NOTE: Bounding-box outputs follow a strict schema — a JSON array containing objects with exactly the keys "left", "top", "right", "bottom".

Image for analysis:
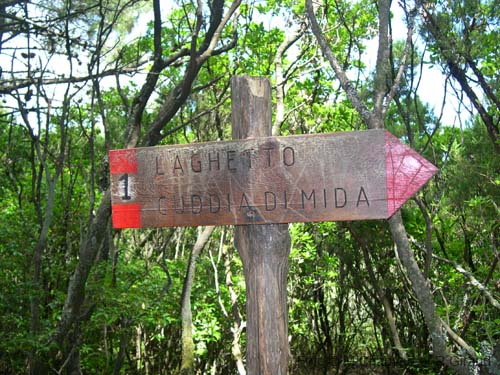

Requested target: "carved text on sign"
[{"left": 109, "top": 129, "right": 438, "bottom": 228}]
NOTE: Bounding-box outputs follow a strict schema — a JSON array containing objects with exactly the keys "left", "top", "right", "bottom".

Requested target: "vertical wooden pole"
[{"left": 231, "top": 75, "right": 291, "bottom": 375}]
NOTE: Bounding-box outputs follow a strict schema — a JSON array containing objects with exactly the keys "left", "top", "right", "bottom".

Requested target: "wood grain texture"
[
  {"left": 109, "top": 129, "right": 438, "bottom": 228},
  {"left": 109, "top": 130, "right": 394, "bottom": 228},
  {"left": 231, "top": 75, "right": 291, "bottom": 375}
]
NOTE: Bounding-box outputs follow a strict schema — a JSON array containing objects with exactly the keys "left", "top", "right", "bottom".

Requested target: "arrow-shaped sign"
[{"left": 109, "top": 129, "right": 438, "bottom": 228}]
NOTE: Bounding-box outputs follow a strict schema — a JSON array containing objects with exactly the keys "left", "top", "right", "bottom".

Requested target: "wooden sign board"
[{"left": 109, "top": 129, "right": 438, "bottom": 228}]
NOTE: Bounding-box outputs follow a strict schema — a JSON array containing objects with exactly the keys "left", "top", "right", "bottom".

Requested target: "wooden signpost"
[
  {"left": 109, "top": 76, "right": 437, "bottom": 375},
  {"left": 109, "top": 128, "right": 437, "bottom": 229}
]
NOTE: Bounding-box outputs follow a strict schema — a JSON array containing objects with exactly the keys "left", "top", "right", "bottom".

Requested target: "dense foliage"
[{"left": 0, "top": 0, "right": 498, "bottom": 374}]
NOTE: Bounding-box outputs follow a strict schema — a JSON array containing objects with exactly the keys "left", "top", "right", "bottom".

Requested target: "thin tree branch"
[
  {"left": 433, "top": 254, "right": 500, "bottom": 310},
  {"left": 439, "top": 318, "right": 478, "bottom": 360},
  {"left": 305, "top": 0, "right": 372, "bottom": 126},
  {"left": 383, "top": 6, "right": 417, "bottom": 115},
  {"left": 0, "top": 65, "right": 146, "bottom": 95},
  {"left": 274, "top": 24, "right": 305, "bottom": 135},
  {"left": 142, "top": 0, "right": 241, "bottom": 147}
]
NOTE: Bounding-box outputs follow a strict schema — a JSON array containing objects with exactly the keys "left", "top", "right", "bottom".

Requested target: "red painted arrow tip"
[{"left": 385, "top": 131, "right": 438, "bottom": 217}]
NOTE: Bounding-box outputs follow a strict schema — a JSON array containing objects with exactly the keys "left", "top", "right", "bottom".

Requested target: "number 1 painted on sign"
[{"left": 119, "top": 174, "right": 131, "bottom": 201}]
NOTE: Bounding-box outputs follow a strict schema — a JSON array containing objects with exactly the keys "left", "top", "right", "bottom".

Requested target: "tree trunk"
[
  {"left": 418, "top": 3, "right": 500, "bottom": 154},
  {"left": 180, "top": 226, "right": 215, "bottom": 375},
  {"left": 221, "top": 237, "right": 246, "bottom": 375},
  {"left": 112, "top": 318, "right": 131, "bottom": 375},
  {"left": 29, "top": 178, "right": 57, "bottom": 375},
  {"left": 52, "top": 1, "right": 241, "bottom": 369},
  {"left": 389, "top": 212, "right": 469, "bottom": 375},
  {"left": 273, "top": 28, "right": 303, "bottom": 136},
  {"left": 357, "top": 235, "right": 407, "bottom": 361},
  {"left": 306, "top": 1, "right": 473, "bottom": 373}
]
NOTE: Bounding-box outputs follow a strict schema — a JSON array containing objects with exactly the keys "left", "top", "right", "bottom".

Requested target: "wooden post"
[{"left": 231, "top": 75, "right": 291, "bottom": 374}]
